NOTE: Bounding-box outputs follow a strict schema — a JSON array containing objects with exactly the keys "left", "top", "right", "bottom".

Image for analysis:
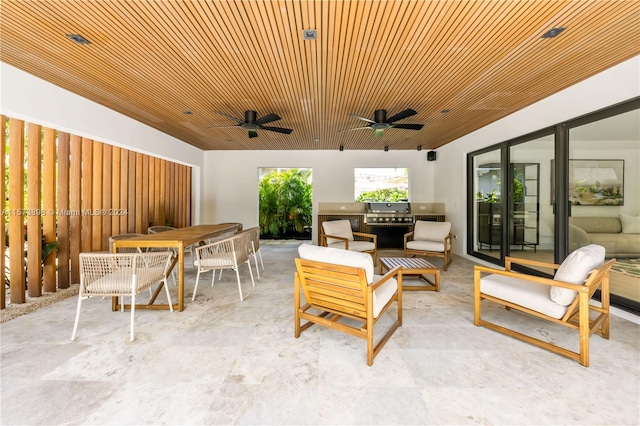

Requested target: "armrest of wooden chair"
[
  {"left": 321, "top": 233, "right": 349, "bottom": 248},
  {"left": 473, "top": 252, "right": 615, "bottom": 367},
  {"left": 353, "top": 231, "right": 377, "bottom": 243}
]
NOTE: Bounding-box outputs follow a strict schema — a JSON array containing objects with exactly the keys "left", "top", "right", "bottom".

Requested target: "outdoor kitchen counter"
[{"left": 318, "top": 210, "right": 446, "bottom": 249}]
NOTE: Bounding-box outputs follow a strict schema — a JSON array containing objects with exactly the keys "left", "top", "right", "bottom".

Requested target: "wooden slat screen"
[{"left": 2, "top": 116, "right": 192, "bottom": 308}]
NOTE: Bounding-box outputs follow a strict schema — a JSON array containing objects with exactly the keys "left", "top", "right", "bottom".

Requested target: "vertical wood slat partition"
[{"left": 2, "top": 116, "right": 192, "bottom": 308}]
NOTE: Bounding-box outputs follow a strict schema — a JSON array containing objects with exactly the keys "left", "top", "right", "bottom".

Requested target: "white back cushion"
[
  {"left": 414, "top": 221, "right": 451, "bottom": 242},
  {"left": 550, "top": 244, "right": 605, "bottom": 306},
  {"left": 322, "top": 220, "right": 354, "bottom": 245},
  {"left": 298, "top": 243, "right": 373, "bottom": 283}
]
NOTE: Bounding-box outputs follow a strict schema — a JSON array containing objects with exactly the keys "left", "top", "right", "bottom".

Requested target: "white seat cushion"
[
  {"left": 481, "top": 273, "right": 568, "bottom": 319},
  {"left": 328, "top": 240, "right": 375, "bottom": 252},
  {"left": 194, "top": 254, "right": 234, "bottom": 268},
  {"left": 299, "top": 244, "right": 374, "bottom": 283},
  {"left": 371, "top": 274, "right": 398, "bottom": 318},
  {"left": 136, "top": 267, "right": 167, "bottom": 287},
  {"left": 406, "top": 240, "right": 445, "bottom": 252},
  {"left": 550, "top": 244, "right": 605, "bottom": 306},
  {"left": 322, "top": 220, "right": 354, "bottom": 245},
  {"left": 414, "top": 221, "right": 451, "bottom": 242}
]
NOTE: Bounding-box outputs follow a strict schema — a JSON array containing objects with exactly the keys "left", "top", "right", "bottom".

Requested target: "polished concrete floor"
[{"left": 1, "top": 241, "right": 639, "bottom": 425}]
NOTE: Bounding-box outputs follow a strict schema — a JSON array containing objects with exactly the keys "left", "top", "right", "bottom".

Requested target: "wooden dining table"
[{"left": 110, "top": 224, "right": 239, "bottom": 311}]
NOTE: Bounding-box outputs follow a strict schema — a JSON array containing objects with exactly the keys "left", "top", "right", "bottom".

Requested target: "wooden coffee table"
[{"left": 379, "top": 257, "right": 440, "bottom": 291}]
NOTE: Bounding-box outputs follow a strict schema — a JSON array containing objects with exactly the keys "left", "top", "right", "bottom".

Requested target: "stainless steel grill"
[{"left": 365, "top": 202, "right": 414, "bottom": 225}]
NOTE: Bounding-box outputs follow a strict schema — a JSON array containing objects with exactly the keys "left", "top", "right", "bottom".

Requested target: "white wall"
[
  {"left": 203, "top": 150, "right": 436, "bottom": 242},
  {"left": 434, "top": 55, "right": 640, "bottom": 256},
  {"left": 0, "top": 62, "right": 205, "bottom": 223}
]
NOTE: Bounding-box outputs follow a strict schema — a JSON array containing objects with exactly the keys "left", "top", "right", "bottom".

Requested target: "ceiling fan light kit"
[{"left": 342, "top": 108, "right": 424, "bottom": 138}]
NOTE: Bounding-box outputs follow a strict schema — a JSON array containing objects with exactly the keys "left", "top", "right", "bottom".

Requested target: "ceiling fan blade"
[
  {"left": 348, "top": 114, "right": 376, "bottom": 124},
  {"left": 213, "top": 111, "right": 245, "bottom": 124},
  {"left": 391, "top": 123, "right": 424, "bottom": 130},
  {"left": 208, "top": 125, "right": 242, "bottom": 129},
  {"left": 248, "top": 129, "right": 259, "bottom": 138},
  {"left": 374, "top": 128, "right": 385, "bottom": 138},
  {"left": 385, "top": 108, "right": 417, "bottom": 123},
  {"left": 254, "top": 113, "right": 281, "bottom": 125},
  {"left": 260, "top": 126, "right": 293, "bottom": 134},
  {"left": 340, "top": 126, "right": 372, "bottom": 132}
]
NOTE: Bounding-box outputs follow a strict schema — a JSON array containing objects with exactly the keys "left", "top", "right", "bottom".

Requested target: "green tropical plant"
[
  {"left": 356, "top": 187, "right": 408, "bottom": 202},
  {"left": 258, "top": 168, "right": 312, "bottom": 238}
]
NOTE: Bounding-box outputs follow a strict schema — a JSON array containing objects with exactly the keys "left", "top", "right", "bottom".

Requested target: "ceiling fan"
[
  {"left": 210, "top": 110, "right": 293, "bottom": 138},
  {"left": 342, "top": 109, "right": 424, "bottom": 137}
]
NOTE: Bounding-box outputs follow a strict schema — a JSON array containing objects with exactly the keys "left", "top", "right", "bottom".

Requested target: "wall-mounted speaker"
[{"left": 427, "top": 151, "right": 437, "bottom": 161}]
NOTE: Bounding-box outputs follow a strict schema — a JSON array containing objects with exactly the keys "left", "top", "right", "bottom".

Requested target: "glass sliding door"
[
  {"left": 471, "top": 148, "right": 503, "bottom": 261},
  {"left": 467, "top": 98, "right": 639, "bottom": 313},
  {"left": 509, "top": 135, "right": 555, "bottom": 274},
  {"left": 568, "top": 107, "right": 640, "bottom": 311}
]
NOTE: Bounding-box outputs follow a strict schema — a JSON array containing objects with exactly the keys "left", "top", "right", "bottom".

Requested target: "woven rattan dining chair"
[
  {"left": 109, "top": 233, "right": 158, "bottom": 295},
  {"left": 109, "top": 233, "right": 147, "bottom": 253},
  {"left": 192, "top": 232, "right": 255, "bottom": 302},
  {"left": 147, "top": 225, "right": 196, "bottom": 267},
  {"left": 71, "top": 251, "right": 174, "bottom": 342},
  {"left": 239, "top": 226, "right": 264, "bottom": 280}
]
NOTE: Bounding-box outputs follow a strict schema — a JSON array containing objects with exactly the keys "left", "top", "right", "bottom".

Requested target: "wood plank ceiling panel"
[{"left": 1, "top": 0, "right": 638, "bottom": 151}]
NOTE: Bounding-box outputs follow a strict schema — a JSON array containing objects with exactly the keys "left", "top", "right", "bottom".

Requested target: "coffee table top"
[{"left": 380, "top": 257, "right": 438, "bottom": 272}]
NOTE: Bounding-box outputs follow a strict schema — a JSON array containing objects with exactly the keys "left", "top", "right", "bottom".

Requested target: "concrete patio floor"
[{"left": 1, "top": 241, "right": 639, "bottom": 425}]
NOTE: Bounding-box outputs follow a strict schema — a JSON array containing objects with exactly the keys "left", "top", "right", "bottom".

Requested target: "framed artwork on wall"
[{"left": 551, "top": 159, "right": 625, "bottom": 206}]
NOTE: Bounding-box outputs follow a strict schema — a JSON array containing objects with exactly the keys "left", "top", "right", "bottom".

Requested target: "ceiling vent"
[
  {"left": 302, "top": 29, "right": 317, "bottom": 40},
  {"left": 65, "top": 34, "right": 91, "bottom": 45},
  {"left": 541, "top": 27, "right": 566, "bottom": 39}
]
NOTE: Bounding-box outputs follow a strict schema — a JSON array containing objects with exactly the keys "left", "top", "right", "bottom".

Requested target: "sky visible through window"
[{"left": 354, "top": 168, "right": 409, "bottom": 201}]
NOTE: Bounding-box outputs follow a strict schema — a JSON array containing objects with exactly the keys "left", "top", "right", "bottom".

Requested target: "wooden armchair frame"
[
  {"left": 404, "top": 223, "right": 453, "bottom": 271},
  {"left": 294, "top": 258, "right": 402, "bottom": 366},
  {"left": 473, "top": 256, "right": 615, "bottom": 367},
  {"left": 319, "top": 221, "right": 378, "bottom": 265}
]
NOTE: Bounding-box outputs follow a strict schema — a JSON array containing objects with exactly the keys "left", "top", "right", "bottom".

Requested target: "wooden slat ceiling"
[{"left": 1, "top": 0, "right": 638, "bottom": 151}]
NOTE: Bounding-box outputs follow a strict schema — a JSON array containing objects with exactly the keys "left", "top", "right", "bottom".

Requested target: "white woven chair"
[
  {"left": 71, "top": 251, "right": 174, "bottom": 342},
  {"left": 242, "top": 226, "right": 264, "bottom": 280},
  {"left": 109, "top": 233, "right": 159, "bottom": 295},
  {"left": 147, "top": 225, "right": 195, "bottom": 267},
  {"left": 109, "top": 233, "right": 147, "bottom": 253},
  {"left": 192, "top": 232, "right": 255, "bottom": 302}
]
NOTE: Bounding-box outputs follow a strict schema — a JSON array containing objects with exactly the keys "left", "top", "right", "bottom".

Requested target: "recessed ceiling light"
[
  {"left": 541, "top": 27, "right": 566, "bottom": 39},
  {"left": 183, "top": 111, "right": 193, "bottom": 115},
  {"left": 302, "top": 29, "right": 318, "bottom": 40},
  {"left": 441, "top": 109, "right": 451, "bottom": 114},
  {"left": 65, "top": 34, "right": 91, "bottom": 45}
]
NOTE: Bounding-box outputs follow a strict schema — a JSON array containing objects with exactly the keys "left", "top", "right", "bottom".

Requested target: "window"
[{"left": 354, "top": 168, "right": 409, "bottom": 202}]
